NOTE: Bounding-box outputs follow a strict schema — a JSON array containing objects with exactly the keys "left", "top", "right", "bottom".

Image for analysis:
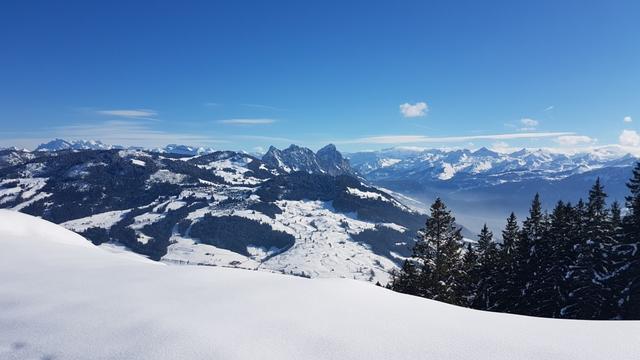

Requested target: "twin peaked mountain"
[{"left": 263, "top": 144, "right": 355, "bottom": 176}]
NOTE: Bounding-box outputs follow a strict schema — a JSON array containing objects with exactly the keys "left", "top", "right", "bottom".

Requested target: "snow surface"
[
  {"left": 346, "top": 187, "right": 389, "bottom": 202},
  {"left": 148, "top": 169, "right": 188, "bottom": 184},
  {"left": 1, "top": 209, "right": 639, "bottom": 360},
  {"left": 165, "top": 199, "right": 397, "bottom": 283},
  {"left": 61, "top": 209, "right": 131, "bottom": 232},
  {"left": 131, "top": 158, "right": 146, "bottom": 167},
  {"left": 0, "top": 178, "right": 49, "bottom": 208},
  {"left": 195, "top": 157, "right": 263, "bottom": 185}
]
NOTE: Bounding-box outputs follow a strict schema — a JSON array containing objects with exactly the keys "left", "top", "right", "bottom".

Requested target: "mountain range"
[
  {"left": 2, "top": 139, "right": 638, "bottom": 282},
  {"left": 347, "top": 146, "right": 638, "bottom": 231},
  {"left": 35, "top": 138, "right": 218, "bottom": 155},
  {"left": 0, "top": 143, "right": 423, "bottom": 283}
]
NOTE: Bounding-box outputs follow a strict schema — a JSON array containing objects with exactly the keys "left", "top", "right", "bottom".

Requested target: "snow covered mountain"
[
  {"left": 262, "top": 144, "right": 356, "bottom": 176},
  {"left": 36, "top": 138, "right": 118, "bottom": 151},
  {"left": 152, "top": 143, "right": 217, "bottom": 156},
  {"left": 2, "top": 209, "right": 638, "bottom": 360},
  {"left": 35, "top": 138, "right": 218, "bottom": 156},
  {"left": 348, "top": 146, "right": 639, "bottom": 231},
  {"left": 349, "top": 146, "right": 636, "bottom": 185},
  {"left": 0, "top": 146, "right": 422, "bottom": 283},
  {"left": 0, "top": 148, "right": 37, "bottom": 169}
]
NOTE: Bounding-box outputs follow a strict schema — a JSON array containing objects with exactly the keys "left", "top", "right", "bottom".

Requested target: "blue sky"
[{"left": 1, "top": 0, "right": 639, "bottom": 153}]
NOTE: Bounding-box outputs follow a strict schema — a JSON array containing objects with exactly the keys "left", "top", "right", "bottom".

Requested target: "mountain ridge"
[{"left": 0, "top": 146, "right": 421, "bottom": 283}]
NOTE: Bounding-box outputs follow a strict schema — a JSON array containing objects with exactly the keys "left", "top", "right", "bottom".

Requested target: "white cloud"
[
  {"left": 624, "top": 116, "right": 633, "bottom": 123},
  {"left": 554, "top": 135, "right": 595, "bottom": 146},
  {"left": 38, "top": 120, "right": 225, "bottom": 149},
  {"left": 490, "top": 141, "right": 518, "bottom": 153},
  {"left": 399, "top": 102, "right": 428, "bottom": 118},
  {"left": 543, "top": 106, "right": 554, "bottom": 112},
  {"left": 338, "top": 131, "right": 574, "bottom": 145},
  {"left": 619, "top": 130, "right": 640, "bottom": 147},
  {"left": 217, "top": 118, "right": 277, "bottom": 125},
  {"left": 520, "top": 118, "right": 539, "bottom": 131},
  {"left": 96, "top": 109, "right": 158, "bottom": 119}
]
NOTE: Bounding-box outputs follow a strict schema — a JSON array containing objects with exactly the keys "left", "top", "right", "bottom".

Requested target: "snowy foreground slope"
[{"left": 1, "top": 210, "right": 639, "bottom": 360}]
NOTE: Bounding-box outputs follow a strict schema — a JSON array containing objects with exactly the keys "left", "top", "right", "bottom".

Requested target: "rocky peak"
[
  {"left": 35, "top": 139, "right": 73, "bottom": 152},
  {"left": 316, "top": 144, "right": 354, "bottom": 176},
  {"left": 262, "top": 143, "right": 354, "bottom": 176},
  {"left": 473, "top": 147, "right": 500, "bottom": 158}
]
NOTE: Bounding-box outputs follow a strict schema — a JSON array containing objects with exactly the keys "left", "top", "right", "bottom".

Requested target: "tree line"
[{"left": 388, "top": 162, "right": 640, "bottom": 319}]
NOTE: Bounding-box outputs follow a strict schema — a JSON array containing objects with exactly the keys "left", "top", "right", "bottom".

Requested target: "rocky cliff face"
[{"left": 263, "top": 144, "right": 355, "bottom": 176}]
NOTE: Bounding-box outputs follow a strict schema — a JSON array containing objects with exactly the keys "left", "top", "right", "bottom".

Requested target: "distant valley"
[{"left": 347, "top": 146, "right": 637, "bottom": 232}]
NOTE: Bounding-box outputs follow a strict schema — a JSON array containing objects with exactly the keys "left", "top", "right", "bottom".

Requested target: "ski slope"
[{"left": 0, "top": 209, "right": 638, "bottom": 360}]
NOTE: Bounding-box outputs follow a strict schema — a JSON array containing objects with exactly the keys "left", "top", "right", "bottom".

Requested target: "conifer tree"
[
  {"left": 605, "top": 201, "right": 628, "bottom": 318},
  {"left": 412, "top": 198, "right": 465, "bottom": 304},
  {"left": 389, "top": 260, "right": 420, "bottom": 296},
  {"left": 610, "top": 201, "right": 624, "bottom": 245},
  {"left": 620, "top": 162, "right": 640, "bottom": 318},
  {"left": 514, "top": 193, "right": 548, "bottom": 315},
  {"left": 625, "top": 162, "right": 640, "bottom": 236},
  {"left": 535, "top": 201, "right": 573, "bottom": 317},
  {"left": 472, "top": 224, "right": 499, "bottom": 310},
  {"left": 565, "top": 178, "right": 613, "bottom": 319},
  {"left": 460, "top": 243, "right": 479, "bottom": 306},
  {"left": 493, "top": 213, "right": 520, "bottom": 313}
]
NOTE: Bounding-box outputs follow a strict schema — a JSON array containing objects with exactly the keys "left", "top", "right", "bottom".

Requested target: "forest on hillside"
[{"left": 388, "top": 163, "right": 640, "bottom": 320}]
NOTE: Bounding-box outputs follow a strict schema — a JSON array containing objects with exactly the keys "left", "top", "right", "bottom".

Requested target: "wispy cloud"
[
  {"left": 337, "top": 131, "right": 574, "bottom": 145},
  {"left": 241, "top": 103, "right": 286, "bottom": 111},
  {"left": 490, "top": 141, "right": 519, "bottom": 153},
  {"left": 554, "top": 135, "right": 595, "bottom": 146},
  {"left": 624, "top": 116, "right": 633, "bottom": 123},
  {"left": 543, "top": 105, "right": 554, "bottom": 112},
  {"left": 519, "top": 118, "right": 539, "bottom": 131},
  {"left": 61, "top": 121, "right": 227, "bottom": 146},
  {"left": 0, "top": 120, "right": 227, "bottom": 149},
  {"left": 217, "top": 118, "right": 277, "bottom": 125},
  {"left": 400, "top": 102, "right": 428, "bottom": 118},
  {"left": 96, "top": 109, "right": 158, "bottom": 120}
]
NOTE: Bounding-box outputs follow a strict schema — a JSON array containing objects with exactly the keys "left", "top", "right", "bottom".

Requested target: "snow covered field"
[
  {"left": 162, "top": 199, "right": 401, "bottom": 283},
  {"left": 1, "top": 209, "right": 639, "bottom": 360}
]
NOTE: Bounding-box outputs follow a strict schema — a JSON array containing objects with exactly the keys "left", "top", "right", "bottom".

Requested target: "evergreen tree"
[
  {"left": 389, "top": 260, "right": 420, "bottom": 296},
  {"left": 625, "top": 162, "right": 640, "bottom": 236},
  {"left": 610, "top": 201, "right": 624, "bottom": 245},
  {"left": 620, "top": 162, "right": 640, "bottom": 318},
  {"left": 412, "top": 198, "right": 465, "bottom": 304},
  {"left": 514, "top": 193, "right": 548, "bottom": 315},
  {"left": 471, "top": 224, "right": 500, "bottom": 310},
  {"left": 460, "top": 243, "right": 479, "bottom": 306},
  {"left": 535, "top": 201, "right": 573, "bottom": 317},
  {"left": 605, "top": 201, "right": 628, "bottom": 318},
  {"left": 565, "top": 178, "right": 613, "bottom": 319},
  {"left": 493, "top": 212, "right": 520, "bottom": 313}
]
